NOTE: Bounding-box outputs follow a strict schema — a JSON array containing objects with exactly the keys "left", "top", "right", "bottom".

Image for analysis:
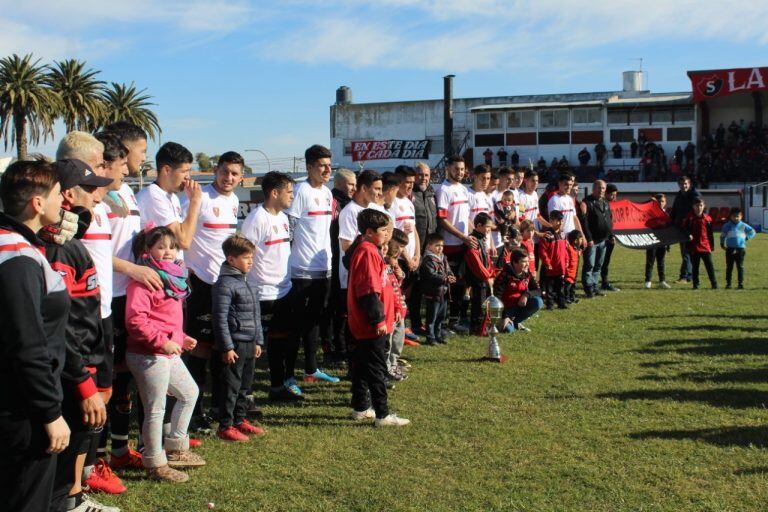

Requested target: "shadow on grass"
[
  {"left": 630, "top": 425, "right": 768, "bottom": 448},
  {"left": 639, "top": 367, "right": 768, "bottom": 384},
  {"left": 598, "top": 388, "right": 768, "bottom": 409},
  {"left": 632, "top": 314, "right": 768, "bottom": 321},
  {"left": 646, "top": 325, "right": 765, "bottom": 333},
  {"left": 637, "top": 337, "right": 768, "bottom": 356},
  {"left": 639, "top": 360, "right": 684, "bottom": 368},
  {"left": 733, "top": 467, "right": 768, "bottom": 476}
]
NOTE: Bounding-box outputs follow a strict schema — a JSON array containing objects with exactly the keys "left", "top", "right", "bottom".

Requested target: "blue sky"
[{"left": 2, "top": 0, "right": 767, "bottom": 171}]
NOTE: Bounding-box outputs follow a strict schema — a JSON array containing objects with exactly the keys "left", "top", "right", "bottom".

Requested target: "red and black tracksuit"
[
  {"left": 683, "top": 212, "right": 718, "bottom": 288},
  {"left": 464, "top": 230, "right": 496, "bottom": 332},
  {"left": 538, "top": 228, "right": 569, "bottom": 308}
]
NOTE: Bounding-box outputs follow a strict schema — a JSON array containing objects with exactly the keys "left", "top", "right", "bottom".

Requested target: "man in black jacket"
[
  {"left": 578, "top": 180, "right": 612, "bottom": 298},
  {"left": 670, "top": 175, "right": 701, "bottom": 283},
  {"left": 409, "top": 162, "right": 438, "bottom": 333}
]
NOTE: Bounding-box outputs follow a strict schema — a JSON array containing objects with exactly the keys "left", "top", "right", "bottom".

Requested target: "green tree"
[
  {"left": 0, "top": 54, "right": 60, "bottom": 160},
  {"left": 45, "top": 59, "right": 104, "bottom": 132},
  {"left": 100, "top": 82, "right": 161, "bottom": 141},
  {"left": 196, "top": 152, "right": 212, "bottom": 171}
]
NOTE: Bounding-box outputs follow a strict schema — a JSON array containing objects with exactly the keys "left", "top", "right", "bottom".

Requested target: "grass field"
[{"left": 102, "top": 236, "right": 768, "bottom": 512}]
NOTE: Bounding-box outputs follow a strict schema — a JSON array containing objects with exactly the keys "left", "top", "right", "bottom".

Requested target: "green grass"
[{"left": 103, "top": 237, "right": 768, "bottom": 512}]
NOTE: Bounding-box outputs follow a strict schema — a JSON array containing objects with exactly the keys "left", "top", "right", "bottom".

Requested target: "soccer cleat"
[
  {"left": 236, "top": 419, "right": 266, "bottom": 437},
  {"left": 284, "top": 377, "right": 304, "bottom": 395},
  {"left": 350, "top": 407, "right": 376, "bottom": 421},
  {"left": 70, "top": 494, "right": 121, "bottom": 512},
  {"left": 109, "top": 448, "right": 143, "bottom": 470},
  {"left": 189, "top": 438, "right": 202, "bottom": 449},
  {"left": 403, "top": 338, "right": 421, "bottom": 347},
  {"left": 217, "top": 426, "right": 250, "bottom": 442},
  {"left": 84, "top": 459, "right": 127, "bottom": 495},
  {"left": 375, "top": 414, "right": 411, "bottom": 427},
  {"left": 303, "top": 369, "right": 340, "bottom": 383},
  {"left": 659, "top": 281, "right": 671, "bottom": 289},
  {"left": 644, "top": 281, "right": 652, "bottom": 289},
  {"left": 269, "top": 386, "right": 305, "bottom": 401}
]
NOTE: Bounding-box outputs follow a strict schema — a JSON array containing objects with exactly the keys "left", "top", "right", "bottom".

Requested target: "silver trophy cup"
[{"left": 482, "top": 295, "right": 505, "bottom": 362}]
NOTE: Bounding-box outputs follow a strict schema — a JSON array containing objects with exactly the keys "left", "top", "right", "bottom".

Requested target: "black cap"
[{"left": 55, "top": 159, "right": 113, "bottom": 191}]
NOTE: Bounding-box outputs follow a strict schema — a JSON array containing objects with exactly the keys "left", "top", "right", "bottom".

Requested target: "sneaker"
[
  {"left": 236, "top": 419, "right": 266, "bottom": 437},
  {"left": 397, "top": 358, "right": 412, "bottom": 369},
  {"left": 71, "top": 494, "right": 121, "bottom": 512},
  {"left": 284, "top": 378, "right": 304, "bottom": 396},
  {"left": 659, "top": 281, "right": 671, "bottom": 289},
  {"left": 516, "top": 323, "right": 531, "bottom": 333},
  {"left": 189, "top": 438, "right": 202, "bottom": 449},
  {"left": 109, "top": 448, "right": 143, "bottom": 470},
  {"left": 269, "top": 386, "right": 305, "bottom": 401},
  {"left": 602, "top": 284, "right": 621, "bottom": 292},
  {"left": 167, "top": 450, "right": 206, "bottom": 468},
  {"left": 147, "top": 464, "right": 189, "bottom": 483},
  {"left": 394, "top": 367, "right": 408, "bottom": 381},
  {"left": 644, "top": 281, "right": 652, "bottom": 289},
  {"left": 218, "top": 426, "right": 250, "bottom": 442},
  {"left": 448, "top": 322, "right": 470, "bottom": 335},
  {"left": 84, "top": 459, "right": 127, "bottom": 494},
  {"left": 303, "top": 369, "right": 340, "bottom": 383},
  {"left": 375, "top": 414, "right": 411, "bottom": 427},
  {"left": 188, "top": 415, "right": 213, "bottom": 435},
  {"left": 503, "top": 321, "right": 515, "bottom": 333},
  {"left": 350, "top": 407, "right": 376, "bottom": 422},
  {"left": 403, "top": 338, "right": 421, "bottom": 347},
  {"left": 593, "top": 289, "right": 605, "bottom": 296}
]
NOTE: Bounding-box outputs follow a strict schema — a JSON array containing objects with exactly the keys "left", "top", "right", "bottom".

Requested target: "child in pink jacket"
[{"left": 125, "top": 225, "right": 204, "bottom": 483}]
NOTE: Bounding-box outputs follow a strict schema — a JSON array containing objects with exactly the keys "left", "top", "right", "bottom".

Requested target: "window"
[
  {"left": 630, "top": 110, "right": 649, "bottom": 124},
  {"left": 608, "top": 110, "right": 628, "bottom": 125},
  {"left": 507, "top": 110, "right": 536, "bottom": 129},
  {"left": 667, "top": 127, "right": 692, "bottom": 141},
  {"left": 674, "top": 108, "right": 694, "bottom": 123},
  {"left": 610, "top": 129, "right": 634, "bottom": 143},
  {"left": 476, "top": 112, "right": 503, "bottom": 130},
  {"left": 652, "top": 110, "right": 672, "bottom": 124},
  {"left": 573, "top": 108, "right": 601, "bottom": 125},
  {"left": 343, "top": 140, "right": 352, "bottom": 156},
  {"left": 540, "top": 109, "right": 569, "bottom": 128}
]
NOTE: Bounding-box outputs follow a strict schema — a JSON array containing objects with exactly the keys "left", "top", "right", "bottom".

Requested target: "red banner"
[
  {"left": 610, "top": 199, "right": 688, "bottom": 249},
  {"left": 688, "top": 67, "right": 768, "bottom": 103}
]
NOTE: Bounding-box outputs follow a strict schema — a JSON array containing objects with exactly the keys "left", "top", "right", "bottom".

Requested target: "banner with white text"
[{"left": 610, "top": 199, "right": 689, "bottom": 249}]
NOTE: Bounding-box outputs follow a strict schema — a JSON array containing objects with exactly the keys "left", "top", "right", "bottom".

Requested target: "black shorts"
[
  {"left": 186, "top": 273, "right": 214, "bottom": 343},
  {"left": 260, "top": 290, "right": 294, "bottom": 337},
  {"left": 111, "top": 296, "right": 127, "bottom": 366}
]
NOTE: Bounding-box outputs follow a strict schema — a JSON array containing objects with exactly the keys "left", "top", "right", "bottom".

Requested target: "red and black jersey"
[{"left": 45, "top": 238, "right": 108, "bottom": 400}]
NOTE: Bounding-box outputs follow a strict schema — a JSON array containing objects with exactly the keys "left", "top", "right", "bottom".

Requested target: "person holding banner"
[
  {"left": 670, "top": 176, "right": 701, "bottom": 284},
  {"left": 644, "top": 194, "right": 671, "bottom": 289}
]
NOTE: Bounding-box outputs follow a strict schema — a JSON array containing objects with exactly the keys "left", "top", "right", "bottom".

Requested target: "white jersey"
[
  {"left": 136, "top": 183, "right": 184, "bottom": 258},
  {"left": 489, "top": 188, "right": 508, "bottom": 248},
  {"left": 285, "top": 181, "right": 333, "bottom": 277},
  {"left": 436, "top": 180, "right": 470, "bottom": 246},
  {"left": 467, "top": 186, "right": 493, "bottom": 226},
  {"left": 519, "top": 190, "right": 541, "bottom": 230},
  {"left": 389, "top": 196, "right": 417, "bottom": 259},
  {"left": 547, "top": 193, "right": 578, "bottom": 237},
  {"left": 82, "top": 202, "right": 113, "bottom": 318},
  {"left": 337, "top": 200, "right": 368, "bottom": 289},
  {"left": 241, "top": 205, "right": 292, "bottom": 301},
  {"left": 181, "top": 184, "right": 238, "bottom": 285},
  {"left": 106, "top": 183, "right": 141, "bottom": 298}
]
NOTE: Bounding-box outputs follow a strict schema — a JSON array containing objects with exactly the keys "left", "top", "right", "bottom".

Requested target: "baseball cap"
[{"left": 55, "top": 159, "right": 113, "bottom": 191}]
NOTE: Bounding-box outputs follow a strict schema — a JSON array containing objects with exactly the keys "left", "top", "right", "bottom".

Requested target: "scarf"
[{"left": 138, "top": 254, "right": 190, "bottom": 300}]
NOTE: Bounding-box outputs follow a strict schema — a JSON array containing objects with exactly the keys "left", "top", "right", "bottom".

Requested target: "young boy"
[
  {"left": 565, "top": 230, "right": 584, "bottom": 304},
  {"left": 493, "top": 249, "right": 543, "bottom": 333},
  {"left": 212, "top": 235, "right": 265, "bottom": 442},
  {"left": 644, "top": 193, "right": 671, "bottom": 289},
  {"left": 384, "top": 229, "right": 409, "bottom": 382},
  {"left": 538, "top": 210, "right": 569, "bottom": 309},
  {"left": 345, "top": 209, "right": 410, "bottom": 427},
  {"left": 496, "top": 226, "right": 521, "bottom": 268},
  {"left": 720, "top": 207, "right": 756, "bottom": 289},
  {"left": 419, "top": 233, "right": 455, "bottom": 346},
  {"left": 464, "top": 212, "right": 497, "bottom": 334},
  {"left": 519, "top": 220, "right": 537, "bottom": 278},
  {"left": 683, "top": 198, "right": 718, "bottom": 289}
]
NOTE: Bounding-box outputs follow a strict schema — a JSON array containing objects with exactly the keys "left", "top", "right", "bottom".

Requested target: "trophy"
[{"left": 482, "top": 295, "right": 506, "bottom": 363}]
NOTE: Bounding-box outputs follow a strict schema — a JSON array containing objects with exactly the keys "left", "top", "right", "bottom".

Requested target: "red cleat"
[
  {"left": 189, "top": 438, "right": 202, "bottom": 449},
  {"left": 109, "top": 448, "right": 143, "bottom": 470},
  {"left": 217, "top": 426, "right": 249, "bottom": 442},
  {"left": 403, "top": 339, "right": 421, "bottom": 347},
  {"left": 84, "top": 459, "right": 127, "bottom": 494},
  {"left": 236, "top": 419, "right": 266, "bottom": 437}
]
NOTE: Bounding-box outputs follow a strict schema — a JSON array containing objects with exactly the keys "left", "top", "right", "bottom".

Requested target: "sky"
[{"left": 1, "top": 0, "right": 767, "bottom": 171}]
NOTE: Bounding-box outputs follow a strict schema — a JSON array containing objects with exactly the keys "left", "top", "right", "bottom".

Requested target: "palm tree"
[
  {"left": 45, "top": 59, "right": 104, "bottom": 132},
  {"left": 100, "top": 82, "right": 161, "bottom": 141},
  {"left": 0, "top": 54, "right": 60, "bottom": 160}
]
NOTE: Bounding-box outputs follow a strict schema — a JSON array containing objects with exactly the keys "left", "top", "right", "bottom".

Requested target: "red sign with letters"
[{"left": 688, "top": 67, "right": 768, "bottom": 103}]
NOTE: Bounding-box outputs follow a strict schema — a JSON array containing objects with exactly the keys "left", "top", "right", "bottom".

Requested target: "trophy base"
[{"left": 481, "top": 355, "right": 508, "bottom": 364}]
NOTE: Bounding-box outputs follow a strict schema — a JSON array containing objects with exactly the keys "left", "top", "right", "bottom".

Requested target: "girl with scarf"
[{"left": 125, "top": 225, "right": 205, "bottom": 483}]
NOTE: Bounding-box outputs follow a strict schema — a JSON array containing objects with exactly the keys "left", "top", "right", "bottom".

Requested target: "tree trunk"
[{"left": 14, "top": 109, "right": 26, "bottom": 161}]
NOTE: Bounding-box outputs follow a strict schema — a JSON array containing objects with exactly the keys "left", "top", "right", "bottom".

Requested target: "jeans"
[
  {"left": 350, "top": 335, "right": 390, "bottom": 419},
  {"left": 290, "top": 278, "right": 330, "bottom": 375},
  {"left": 725, "top": 248, "right": 745, "bottom": 286},
  {"left": 214, "top": 342, "right": 255, "bottom": 428},
  {"left": 424, "top": 297, "right": 447, "bottom": 341},
  {"left": 645, "top": 247, "right": 667, "bottom": 282},
  {"left": 503, "top": 296, "right": 543, "bottom": 327},
  {"left": 601, "top": 241, "right": 615, "bottom": 286},
  {"left": 678, "top": 242, "right": 692, "bottom": 280},
  {"left": 581, "top": 241, "right": 607, "bottom": 292},
  {"left": 691, "top": 252, "right": 717, "bottom": 288},
  {"left": 387, "top": 320, "right": 405, "bottom": 371},
  {"left": 127, "top": 353, "right": 199, "bottom": 468}
]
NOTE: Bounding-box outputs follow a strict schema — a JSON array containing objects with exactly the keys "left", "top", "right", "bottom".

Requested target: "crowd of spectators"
[{"left": 696, "top": 120, "right": 768, "bottom": 184}]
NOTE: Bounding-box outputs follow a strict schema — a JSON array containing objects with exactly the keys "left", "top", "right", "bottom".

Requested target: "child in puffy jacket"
[
  {"left": 538, "top": 210, "right": 569, "bottom": 309},
  {"left": 493, "top": 249, "right": 542, "bottom": 333},
  {"left": 719, "top": 207, "right": 756, "bottom": 289},
  {"left": 419, "top": 233, "right": 455, "bottom": 345},
  {"left": 565, "top": 230, "right": 584, "bottom": 304},
  {"left": 683, "top": 198, "right": 717, "bottom": 289},
  {"left": 212, "top": 235, "right": 265, "bottom": 442}
]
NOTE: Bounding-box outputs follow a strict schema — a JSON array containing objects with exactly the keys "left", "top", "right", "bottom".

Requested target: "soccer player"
[{"left": 547, "top": 172, "right": 582, "bottom": 238}]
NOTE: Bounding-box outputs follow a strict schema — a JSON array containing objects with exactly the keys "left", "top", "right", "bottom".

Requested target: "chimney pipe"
[{"left": 443, "top": 75, "right": 455, "bottom": 158}]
